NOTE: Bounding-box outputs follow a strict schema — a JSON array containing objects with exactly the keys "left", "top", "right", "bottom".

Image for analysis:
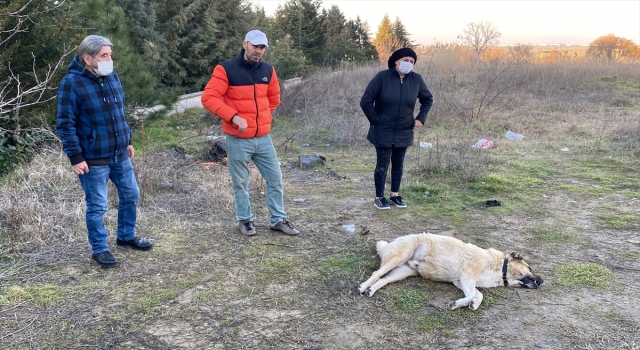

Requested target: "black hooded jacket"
[{"left": 360, "top": 68, "right": 433, "bottom": 147}]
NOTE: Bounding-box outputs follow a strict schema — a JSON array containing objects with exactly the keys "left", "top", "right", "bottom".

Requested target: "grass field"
[{"left": 2, "top": 52, "right": 640, "bottom": 349}]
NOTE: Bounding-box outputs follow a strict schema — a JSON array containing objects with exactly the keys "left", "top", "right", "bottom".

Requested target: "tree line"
[
  {"left": 0, "top": 0, "right": 400, "bottom": 174},
  {"left": 2, "top": 0, "right": 639, "bottom": 175}
]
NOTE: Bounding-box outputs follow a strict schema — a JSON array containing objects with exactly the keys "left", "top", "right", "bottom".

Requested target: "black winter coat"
[{"left": 360, "top": 68, "right": 433, "bottom": 148}]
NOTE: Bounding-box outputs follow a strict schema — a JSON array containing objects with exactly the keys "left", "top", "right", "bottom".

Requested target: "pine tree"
[
  {"left": 346, "top": 17, "right": 378, "bottom": 61},
  {"left": 155, "top": 0, "right": 255, "bottom": 92},
  {"left": 392, "top": 16, "right": 412, "bottom": 47},
  {"left": 373, "top": 14, "right": 400, "bottom": 65},
  {"left": 273, "top": 0, "right": 327, "bottom": 67},
  {"left": 268, "top": 34, "right": 307, "bottom": 80},
  {"left": 78, "top": 0, "right": 164, "bottom": 105},
  {"left": 114, "top": 0, "right": 174, "bottom": 102}
]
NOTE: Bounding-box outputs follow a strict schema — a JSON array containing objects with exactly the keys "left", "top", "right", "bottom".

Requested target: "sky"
[{"left": 248, "top": 0, "right": 640, "bottom": 46}]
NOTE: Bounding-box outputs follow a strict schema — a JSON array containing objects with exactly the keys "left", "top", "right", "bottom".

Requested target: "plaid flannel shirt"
[{"left": 56, "top": 55, "right": 130, "bottom": 165}]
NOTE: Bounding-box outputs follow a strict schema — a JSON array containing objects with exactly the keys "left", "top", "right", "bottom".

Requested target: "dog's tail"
[{"left": 376, "top": 240, "right": 389, "bottom": 253}]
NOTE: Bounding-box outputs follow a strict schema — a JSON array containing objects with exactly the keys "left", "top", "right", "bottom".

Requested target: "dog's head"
[{"left": 507, "top": 253, "right": 543, "bottom": 289}]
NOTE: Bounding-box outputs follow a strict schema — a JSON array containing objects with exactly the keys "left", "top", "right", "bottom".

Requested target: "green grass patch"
[
  {"left": 480, "top": 288, "right": 511, "bottom": 307},
  {"left": 597, "top": 213, "right": 640, "bottom": 229},
  {"left": 132, "top": 127, "right": 183, "bottom": 150},
  {"left": 257, "top": 256, "right": 304, "bottom": 284},
  {"left": 620, "top": 250, "right": 640, "bottom": 260},
  {"left": 418, "top": 314, "right": 448, "bottom": 332},
  {"left": 530, "top": 227, "right": 579, "bottom": 245},
  {"left": 417, "top": 310, "right": 479, "bottom": 333},
  {"left": 127, "top": 274, "right": 205, "bottom": 314},
  {"left": 131, "top": 108, "right": 214, "bottom": 152},
  {"left": 554, "top": 263, "right": 614, "bottom": 288},
  {"left": 0, "top": 284, "right": 63, "bottom": 308},
  {"left": 507, "top": 160, "right": 558, "bottom": 179},
  {"left": 392, "top": 290, "right": 432, "bottom": 313},
  {"left": 313, "top": 255, "right": 371, "bottom": 279}
]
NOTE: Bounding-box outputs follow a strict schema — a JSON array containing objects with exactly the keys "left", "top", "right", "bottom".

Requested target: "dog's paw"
[
  {"left": 358, "top": 284, "right": 367, "bottom": 294},
  {"left": 447, "top": 301, "right": 458, "bottom": 310},
  {"left": 468, "top": 300, "right": 481, "bottom": 311}
]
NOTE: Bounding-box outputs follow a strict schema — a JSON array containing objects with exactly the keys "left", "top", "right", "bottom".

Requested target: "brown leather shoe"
[
  {"left": 270, "top": 220, "right": 299, "bottom": 236},
  {"left": 239, "top": 220, "right": 256, "bottom": 236}
]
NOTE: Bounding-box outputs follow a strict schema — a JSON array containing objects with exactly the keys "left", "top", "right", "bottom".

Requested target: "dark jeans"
[{"left": 374, "top": 145, "right": 408, "bottom": 198}]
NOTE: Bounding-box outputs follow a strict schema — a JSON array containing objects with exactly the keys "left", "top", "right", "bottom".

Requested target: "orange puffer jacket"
[{"left": 201, "top": 50, "right": 280, "bottom": 139}]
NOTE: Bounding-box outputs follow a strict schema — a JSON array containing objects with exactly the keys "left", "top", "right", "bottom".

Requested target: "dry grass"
[{"left": 1, "top": 47, "right": 640, "bottom": 349}]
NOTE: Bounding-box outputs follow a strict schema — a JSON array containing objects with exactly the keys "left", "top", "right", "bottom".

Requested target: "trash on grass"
[
  {"left": 561, "top": 147, "right": 569, "bottom": 152},
  {"left": 505, "top": 130, "right": 524, "bottom": 140},
  {"left": 419, "top": 142, "right": 433, "bottom": 148},
  {"left": 472, "top": 139, "right": 494, "bottom": 149},
  {"left": 341, "top": 224, "right": 356, "bottom": 233}
]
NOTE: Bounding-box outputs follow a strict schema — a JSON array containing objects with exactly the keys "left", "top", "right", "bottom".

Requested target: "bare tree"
[
  {"left": 587, "top": 34, "right": 639, "bottom": 62},
  {"left": 507, "top": 43, "right": 534, "bottom": 63},
  {"left": 0, "top": 54, "right": 70, "bottom": 119},
  {"left": 0, "top": 0, "right": 72, "bottom": 124},
  {"left": 462, "top": 21, "right": 501, "bottom": 61}
]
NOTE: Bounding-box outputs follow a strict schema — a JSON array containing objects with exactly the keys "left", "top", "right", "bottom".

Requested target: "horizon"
[{"left": 249, "top": 0, "right": 640, "bottom": 47}]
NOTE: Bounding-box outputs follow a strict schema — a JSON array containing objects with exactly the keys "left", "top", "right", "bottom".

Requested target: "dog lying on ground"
[{"left": 358, "top": 233, "right": 543, "bottom": 310}]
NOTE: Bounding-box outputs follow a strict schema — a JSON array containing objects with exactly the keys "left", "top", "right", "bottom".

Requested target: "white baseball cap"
[{"left": 244, "top": 30, "right": 269, "bottom": 48}]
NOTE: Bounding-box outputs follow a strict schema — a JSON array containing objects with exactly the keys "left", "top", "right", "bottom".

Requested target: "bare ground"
[{"left": 2, "top": 141, "right": 640, "bottom": 350}]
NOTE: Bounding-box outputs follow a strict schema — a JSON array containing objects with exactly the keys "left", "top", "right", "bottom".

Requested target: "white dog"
[{"left": 358, "top": 233, "right": 543, "bottom": 310}]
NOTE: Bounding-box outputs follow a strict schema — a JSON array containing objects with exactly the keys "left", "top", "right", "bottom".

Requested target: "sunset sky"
[{"left": 248, "top": 0, "right": 640, "bottom": 46}]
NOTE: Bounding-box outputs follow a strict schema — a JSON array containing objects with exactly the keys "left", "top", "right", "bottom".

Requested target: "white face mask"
[
  {"left": 397, "top": 61, "right": 413, "bottom": 75},
  {"left": 93, "top": 60, "right": 113, "bottom": 76}
]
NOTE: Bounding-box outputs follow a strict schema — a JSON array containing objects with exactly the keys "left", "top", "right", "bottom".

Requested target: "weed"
[
  {"left": 313, "top": 255, "right": 369, "bottom": 279},
  {"left": 0, "top": 284, "right": 63, "bottom": 308},
  {"left": 392, "top": 290, "right": 432, "bottom": 313},
  {"left": 257, "top": 257, "right": 304, "bottom": 284},
  {"left": 417, "top": 314, "right": 447, "bottom": 332},
  {"left": 597, "top": 214, "right": 640, "bottom": 229},
  {"left": 554, "top": 263, "right": 614, "bottom": 288}
]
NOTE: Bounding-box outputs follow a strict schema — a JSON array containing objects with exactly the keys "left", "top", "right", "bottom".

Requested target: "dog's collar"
[{"left": 502, "top": 258, "right": 509, "bottom": 286}]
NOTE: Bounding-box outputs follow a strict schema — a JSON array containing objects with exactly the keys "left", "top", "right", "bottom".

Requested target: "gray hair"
[{"left": 78, "top": 35, "right": 112, "bottom": 65}]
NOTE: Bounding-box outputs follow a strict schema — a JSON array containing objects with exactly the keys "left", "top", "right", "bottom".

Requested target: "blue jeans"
[
  {"left": 78, "top": 156, "right": 139, "bottom": 254},
  {"left": 226, "top": 134, "right": 287, "bottom": 227}
]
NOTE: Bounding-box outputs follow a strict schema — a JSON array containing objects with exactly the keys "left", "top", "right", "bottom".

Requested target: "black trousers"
[{"left": 374, "top": 145, "right": 408, "bottom": 198}]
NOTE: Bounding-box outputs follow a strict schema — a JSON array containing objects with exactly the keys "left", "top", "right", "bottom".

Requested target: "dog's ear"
[{"left": 510, "top": 252, "right": 524, "bottom": 261}]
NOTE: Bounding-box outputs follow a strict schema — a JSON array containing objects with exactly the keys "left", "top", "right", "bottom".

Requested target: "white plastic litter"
[
  {"left": 561, "top": 147, "right": 569, "bottom": 152},
  {"left": 472, "top": 139, "right": 494, "bottom": 149},
  {"left": 505, "top": 130, "right": 524, "bottom": 140},
  {"left": 419, "top": 142, "right": 433, "bottom": 148},
  {"left": 341, "top": 224, "right": 356, "bottom": 233}
]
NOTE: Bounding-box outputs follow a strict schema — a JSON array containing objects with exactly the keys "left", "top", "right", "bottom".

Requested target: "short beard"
[{"left": 244, "top": 54, "right": 260, "bottom": 64}]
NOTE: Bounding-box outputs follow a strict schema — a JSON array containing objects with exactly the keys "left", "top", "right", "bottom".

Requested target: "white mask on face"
[
  {"left": 93, "top": 60, "right": 113, "bottom": 76},
  {"left": 397, "top": 61, "right": 413, "bottom": 75}
]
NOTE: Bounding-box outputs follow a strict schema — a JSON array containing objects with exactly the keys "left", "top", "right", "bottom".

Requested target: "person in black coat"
[{"left": 360, "top": 48, "right": 433, "bottom": 209}]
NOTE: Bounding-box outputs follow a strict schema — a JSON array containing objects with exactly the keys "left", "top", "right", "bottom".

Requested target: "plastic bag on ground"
[
  {"left": 505, "top": 130, "right": 524, "bottom": 140},
  {"left": 472, "top": 139, "right": 494, "bottom": 149}
]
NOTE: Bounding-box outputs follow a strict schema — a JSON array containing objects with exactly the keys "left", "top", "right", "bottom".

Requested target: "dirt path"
[{"left": 2, "top": 148, "right": 640, "bottom": 349}]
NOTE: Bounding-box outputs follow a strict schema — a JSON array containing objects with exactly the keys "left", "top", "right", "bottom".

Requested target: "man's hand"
[
  {"left": 413, "top": 119, "right": 424, "bottom": 130},
  {"left": 72, "top": 161, "right": 89, "bottom": 175},
  {"left": 232, "top": 115, "right": 248, "bottom": 133},
  {"left": 127, "top": 145, "right": 135, "bottom": 159}
]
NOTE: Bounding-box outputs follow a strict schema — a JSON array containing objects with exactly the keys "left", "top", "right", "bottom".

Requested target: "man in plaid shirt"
[{"left": 56, "top": 35, "right": 152, "bottom": 268}]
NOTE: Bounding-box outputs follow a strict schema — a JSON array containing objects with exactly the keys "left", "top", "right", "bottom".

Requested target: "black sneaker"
[
  {"left": 116, "top": 236, "right": 153, "bottom": 251},
  {"left": 389, "top": 195, "right": 407, "bottom": 208},
  {"left": 374, "top": 197, "right": 390, "bottom": 210},
  {"left": 92, "top": 251, "right": 118, "bottom": 268}
]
